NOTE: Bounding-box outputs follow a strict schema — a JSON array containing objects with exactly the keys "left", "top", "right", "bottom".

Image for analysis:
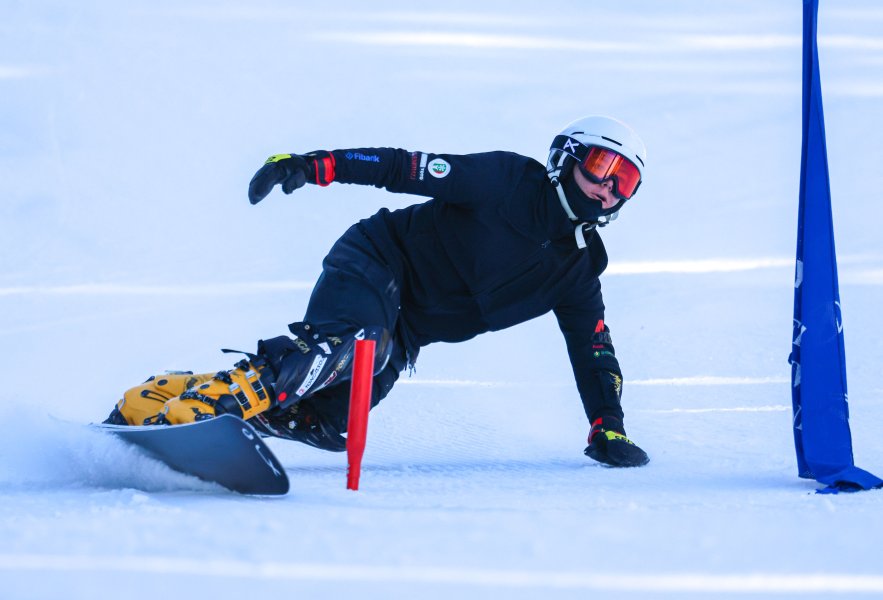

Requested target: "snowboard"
[{"left": 96, "top": 414, "right": 290, "bottom": 495}]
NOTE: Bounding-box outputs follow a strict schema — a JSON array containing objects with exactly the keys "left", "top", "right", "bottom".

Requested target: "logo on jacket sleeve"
[
  {"left": 428, "top": 158, "right": 451, "bottom": 178},
  {"left": 410, "top": 152, "right": 430, "bottom": 181},
  {"left": 345, "top": 152, "right": 380, "bottom": 162}
]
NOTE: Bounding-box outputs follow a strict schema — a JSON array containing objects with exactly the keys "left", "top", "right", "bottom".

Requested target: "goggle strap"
[{"left": 552, "top": 135, "right": 586, "bottom": 161}]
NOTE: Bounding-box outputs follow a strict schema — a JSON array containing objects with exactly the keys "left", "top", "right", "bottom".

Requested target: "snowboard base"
[{"left": 96, "top": 414, "right": 289, "bottom": 495}]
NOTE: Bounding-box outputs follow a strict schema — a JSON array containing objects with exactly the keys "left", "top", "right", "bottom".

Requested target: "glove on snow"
[
  {"left": 248, "top": 151, "right": 336, "bottom": 204},
  {"left": 584, "top": 415, "right": 649, "bottom": 467}
]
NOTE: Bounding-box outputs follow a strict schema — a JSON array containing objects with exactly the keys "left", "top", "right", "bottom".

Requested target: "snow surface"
[{"left": 2, "top": 1, "right": 883, "bottom": 598}]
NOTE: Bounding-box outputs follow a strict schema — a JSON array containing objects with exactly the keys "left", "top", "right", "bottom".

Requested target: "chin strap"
[
  {"left": 597, "top": 211, "right": 620, "bottom": 226},
  {"left": 549, "top": 163, "right": 592, "bottom": 249},
  {"left": 574, "top": 222, "right": 594, "bottom": 249},
  {"left": 548, "top": 155, "right": 579, "bottom": 220}
]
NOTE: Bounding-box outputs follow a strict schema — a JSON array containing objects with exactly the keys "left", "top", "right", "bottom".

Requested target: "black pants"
[{"left": 299, "top": 224, "right": 410, "bottom": 433}]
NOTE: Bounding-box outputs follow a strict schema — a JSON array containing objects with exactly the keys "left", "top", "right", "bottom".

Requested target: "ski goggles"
[{"left": 578, "top": 146, "right": 642, "bottom": 201}]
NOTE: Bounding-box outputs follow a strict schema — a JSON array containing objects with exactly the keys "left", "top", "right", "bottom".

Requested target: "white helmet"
[{"left": 547, "top": 116, "right": 646, "bottom": 229}]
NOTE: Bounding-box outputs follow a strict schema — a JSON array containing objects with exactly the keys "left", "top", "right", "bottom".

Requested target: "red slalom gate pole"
[{"left": 346, "top": 339, "right": 375, "bottom": 491}]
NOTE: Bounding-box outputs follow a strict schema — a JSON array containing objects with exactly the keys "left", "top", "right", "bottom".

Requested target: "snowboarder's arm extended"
[
  {"left": 556, "top": 296, "right": 649, "bottom": 467},
  {"left": 553, "top": 282, "right": 625, "bottom": 424},
  {"left": 248, "top": 148, "right": 526, "bottom": 206}
]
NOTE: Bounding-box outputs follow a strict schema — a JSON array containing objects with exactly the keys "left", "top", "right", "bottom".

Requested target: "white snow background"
[{"left": 2, "top": 1, "right": 883, "bottom": 598}]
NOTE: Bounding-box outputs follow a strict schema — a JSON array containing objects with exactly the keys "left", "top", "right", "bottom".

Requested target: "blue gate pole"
[{"left": 789, "top": 0, "right": 882, "bottom": 492}]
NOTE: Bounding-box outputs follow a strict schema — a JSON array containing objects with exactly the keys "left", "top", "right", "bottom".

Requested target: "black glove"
[
  {"left": 584, "top": 415, "right": 649, "bottom": 467},
  {"left": 248, "top": 154, "right": 313, "bottom": 205}
]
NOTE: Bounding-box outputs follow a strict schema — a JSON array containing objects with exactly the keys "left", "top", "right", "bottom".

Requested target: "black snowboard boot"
[
  {"left": 584, "top": 415, "right": 649, "bottom": 467},
  {"left": 258, "top": 322, "right": 392, "bottom": 411},
  {"left": 249, "top": 399, "right": 347, "bottom": 452}
]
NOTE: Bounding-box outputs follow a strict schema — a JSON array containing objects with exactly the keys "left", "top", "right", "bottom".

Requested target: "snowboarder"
[{"left": 105, "top": 116, "right": 650, "bottom": 467}]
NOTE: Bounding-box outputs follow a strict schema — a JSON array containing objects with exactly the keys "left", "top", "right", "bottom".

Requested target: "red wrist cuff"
[{"left": 313, "top": 152, "right": 336, "bottom": 186}]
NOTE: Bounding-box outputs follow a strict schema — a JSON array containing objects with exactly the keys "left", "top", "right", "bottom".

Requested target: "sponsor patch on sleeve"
[{"left": 427, "top": 157, "right": 450, "bottom": 178}]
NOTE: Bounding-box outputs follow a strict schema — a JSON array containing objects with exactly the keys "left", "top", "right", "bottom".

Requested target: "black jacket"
[{"left": 326, "top": 147, "right": 623, "bottom": 422}]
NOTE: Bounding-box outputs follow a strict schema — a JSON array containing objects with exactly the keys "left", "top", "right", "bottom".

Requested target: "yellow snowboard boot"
[
  {"left": 156, "top": 359, "right": 276, "bottom": 425},
  {"left": 107, "top": 372, "right": 215, "bottom": 426}
]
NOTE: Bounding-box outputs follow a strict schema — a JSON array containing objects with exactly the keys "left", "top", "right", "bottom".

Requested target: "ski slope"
[{"left": 2, "top": 1, "right": 883, "bottom": 598}]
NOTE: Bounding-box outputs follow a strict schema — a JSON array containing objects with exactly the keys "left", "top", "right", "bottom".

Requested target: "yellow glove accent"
[
  {"left": 604, "top": 430, "right": 637, "bottom": 445},
  {"left": 265, "top": 154, "right": 292, "bottom": 164}
]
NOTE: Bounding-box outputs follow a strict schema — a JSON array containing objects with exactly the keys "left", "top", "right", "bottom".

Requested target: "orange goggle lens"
[{"left": 579, "top": 146, "right": 642, "bottom": 200}]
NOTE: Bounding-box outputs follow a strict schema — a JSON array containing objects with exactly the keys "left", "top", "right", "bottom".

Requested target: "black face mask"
[{"left": 561, "top": 175, "right": 625, "bottom": 223}]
